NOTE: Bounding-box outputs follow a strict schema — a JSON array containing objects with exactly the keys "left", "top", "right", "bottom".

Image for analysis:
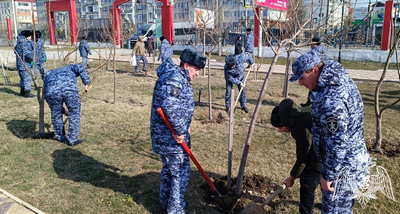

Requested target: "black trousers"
[{"left": 299, "top": 167, "right": 321, "bottom": 214}]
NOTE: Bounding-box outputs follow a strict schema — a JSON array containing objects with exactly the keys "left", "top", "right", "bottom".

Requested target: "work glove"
[
  {"left": 157, "top": 57, "right": 160, "bottom": 61},
  {"left": 30, "top": 61, "right": 33, "bottom": 66},
  {"left": 240, "top": 82, "right": 245, "bottom": 88},
  {"left": 44, "top": 58, "right": 47, "bottom": 62}
]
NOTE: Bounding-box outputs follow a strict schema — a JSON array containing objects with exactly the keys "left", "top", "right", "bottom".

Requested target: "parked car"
[{"left": 129, "top": 23, "right": 156, "bottom": 49}]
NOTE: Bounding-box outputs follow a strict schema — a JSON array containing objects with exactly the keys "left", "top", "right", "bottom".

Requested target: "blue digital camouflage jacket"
[
  {"left": 159, "top": 39, "right": 173, "bottom": 61},
  {"left": 43, "top": 64, "right": 91, "bottom": 98},
  {"left": 15, "top": 35, "right": 33, "bottom": 71},
  {"left": 79, "top": 40, "right": 92, "bottom": 57},
  {"left": 244, "top": 31, "right": 254, "bottom": 53},
  {"left": 224, "top": 52, "right": 254, "bottom": 86},
  {"left": 33, "top": 38, "right": 47, "bottom": 64},
  {"left": 311, "top": 59, "right": 369, "bottom": 184},
  {"left": 311, "top": 44, "right": 328, "bottom": 63},
  {"left": 150, "top": 58, "right": 194, "bottom": 155}
]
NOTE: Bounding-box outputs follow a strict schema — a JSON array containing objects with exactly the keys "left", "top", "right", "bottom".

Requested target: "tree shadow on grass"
[
  {"left": 5, "top": 119, "right": 52, "bottom": 139},
  {"left": 52, "top": 148, "right": 224, "bottom": 213},
  {"left": 0, "top": 87, "right": 20, "bottom": 96}
]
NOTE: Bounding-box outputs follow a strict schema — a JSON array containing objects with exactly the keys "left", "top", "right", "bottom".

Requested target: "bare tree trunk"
[
  {"left": 203, "top": 30, "right": 206, "bottom": 76},
  {"left": 374, "top": 113, "right": 383, "bottom": 152},
  {"left": 283, "top": 51, "right": 292, "bottom": 98},
  {"left": 207, "top": 56, "right": 212, "bottom": 120},
  {"left": 37, "top": 88, "right": 45, "bottom": 133},
  {"left": 234, "top": 53, "right": 278, "bottom": 195},
  {"left": 112, "top": 45, "right": 116, "bottom": 104}
]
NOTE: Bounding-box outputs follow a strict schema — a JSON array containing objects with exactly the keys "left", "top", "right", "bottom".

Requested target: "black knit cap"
[
  {"left": 20, "top": 30, "right": 32, "bottom": 37},
  {"left": 160, "top": 36, "right": 166, "bottom": 41},
  {"left": 246, "top": 28, "right": 252, "bottom": 32},
  {"left": 312, "top": 37, "right": 321, "bottom": 45},
  {"left": 225, "top": 55, "right": 237, "bottom": 68},
  {"left": 180, "top": 48, "right": 206, "bottom": 69},
  {"left": 270, "top": 106, "right": 282, "bottom": 127}
]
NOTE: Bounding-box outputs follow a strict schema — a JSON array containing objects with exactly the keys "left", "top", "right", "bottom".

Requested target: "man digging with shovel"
[
  {"left": 270, "top": 99, "right": 321, "bottom": 214},
  {"left": 224, "top": 52, "right": 253, "bottom": 113},
  {"left": 150, "top": 48, "right": 206, "bottom": 214},
  {"left": 43, "top": 63, "right": 91, "bottom": 146}
]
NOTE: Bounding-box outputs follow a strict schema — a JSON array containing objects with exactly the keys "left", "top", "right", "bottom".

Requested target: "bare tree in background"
[
  {"left": 373, "top": 26, "right": 400, "bottom": 152},
  {"left": 187, "top": 0, "right": 236, "bottom": 120}
]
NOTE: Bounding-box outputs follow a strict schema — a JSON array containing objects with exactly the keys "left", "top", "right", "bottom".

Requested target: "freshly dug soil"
[{"left": 200, "top": 174, "right": 280, "bottom": 214}]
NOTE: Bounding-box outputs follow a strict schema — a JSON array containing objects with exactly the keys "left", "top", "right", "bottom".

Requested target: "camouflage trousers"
[
  {"left": 322, "top": 188, "right": 355, "bottom": 214},
  {"left": 35, "top": 64, "right": 46, "bottom": 82},
  {"left": 82, "top": 57, "right": 90, "bottom": 68},
  {"left": 159, "top": 153, "right": 190, "bottom": 214},
  {"left": 225, "top": 82, "right": 247, "bottom": 110},
  {"left": 18, "top": 69, "right": 32, "bottom": 91},
  {"left": 46, "top": 91, "right": 81, "bottom": 143}
]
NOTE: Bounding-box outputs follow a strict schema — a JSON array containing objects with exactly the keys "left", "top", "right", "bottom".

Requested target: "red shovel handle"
[{"left": 156, "top": 107, "right": 218, "bottom": 192}]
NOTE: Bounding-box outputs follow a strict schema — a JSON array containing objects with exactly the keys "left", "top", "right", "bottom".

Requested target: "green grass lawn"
[{"left": 0, "top": 59, "right": 399, "bottom": 214}]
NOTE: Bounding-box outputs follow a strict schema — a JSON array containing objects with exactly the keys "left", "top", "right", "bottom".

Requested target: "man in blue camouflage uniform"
[
  {"left": 32, "top": 30, "right": 47, "bottom": 82},
  {"left": 244, "top": 28, "right": 254, "bottom": 54},
  {"left": 150, "top": 48, "right": 206, "bottom": 214},
  {"left": 43, "top": 64, "right": 91, "bottom": 146},
  {"left": 158, "top": 36, "right": 173, "bottom": 62},
  {"left": 224, "top": 52, "right": 253, "bottom": 113},
  {"left": 79, "top": 36, "right": 92, "bottom": 68},
  {"left": 290, "top": 52, "right": 370, "bottom": 213},
  {"left": 15, "top": 30, "right": 35, "bottom": 97}
]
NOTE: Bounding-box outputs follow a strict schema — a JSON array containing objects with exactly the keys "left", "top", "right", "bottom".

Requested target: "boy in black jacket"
[{"left": 271, "top": 98, "right": 321, "bottom": 214}]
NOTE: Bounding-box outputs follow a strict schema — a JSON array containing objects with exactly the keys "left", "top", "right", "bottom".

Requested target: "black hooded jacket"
[
  {"left": 278, "top": 99, "right": 321, "bottom": 178},
  {"left": 235, "top": 36, "right": 243, "bottom": 55}
]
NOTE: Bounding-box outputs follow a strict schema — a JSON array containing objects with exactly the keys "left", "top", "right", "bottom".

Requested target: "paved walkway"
[
  {"left": 0, "top": 188, "right": 44, "bottom": 214},
  {"left": 0, "top": 46, "right": 398, "bottom": 82},
  {"left": 88, "top": 50, "right": 399, "bottom": 82}
]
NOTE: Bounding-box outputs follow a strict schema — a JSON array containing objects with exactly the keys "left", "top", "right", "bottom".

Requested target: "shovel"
[
  {"left": 157, "top": 108, "right": 222, "bottom": 195},
  {"left": 239, "top": 184, "right": 286, "bottom": 214}
]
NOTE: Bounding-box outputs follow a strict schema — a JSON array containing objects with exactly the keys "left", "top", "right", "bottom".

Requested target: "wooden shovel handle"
[{"left": 261, "top": 184, "right": 286, "bottom": 206}]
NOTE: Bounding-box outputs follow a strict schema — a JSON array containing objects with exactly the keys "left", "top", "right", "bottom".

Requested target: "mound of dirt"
[{"left": 200, "top": 174, "right": 280, "bottom": 214}]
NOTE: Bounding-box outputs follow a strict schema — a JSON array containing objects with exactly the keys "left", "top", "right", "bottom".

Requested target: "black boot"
[
  {"left": 24, "top": 90, "right": 35, "bottom": 98},
  {"left": 19, "top": 87, "right": 25, "bottom": 96}
]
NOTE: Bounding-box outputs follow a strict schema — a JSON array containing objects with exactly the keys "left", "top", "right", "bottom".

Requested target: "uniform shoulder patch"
[
  {"left": 327, "top": 117, "right": 338, "bottom": 134},
  {"left": 170, "top": 87, "right": 180, "bottom": 97}
]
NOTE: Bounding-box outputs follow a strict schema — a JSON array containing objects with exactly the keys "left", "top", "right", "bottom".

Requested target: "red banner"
[{"left": 256, "top": 0, "right": 288, "bottom": 11}]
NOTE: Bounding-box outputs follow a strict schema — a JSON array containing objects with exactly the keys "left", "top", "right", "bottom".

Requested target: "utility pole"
[
  {"left": 145, "top": 2, "right": 148, "bottom": 23},
  {"left": 131, "top": 0, "right": 136, "bottom": 28},
  {"left": 218, "top": 0, "right": 222, "bottom": 56},
  {"left": 98, "top": 0, "right": 102, "bottom": 18},
  {"left": 153, "top": 0, "right": 156, "bottom": 23},
  {"left": 325, "top": 0, "right": 330, "bottom": 37},
  {"left": 338, "top": 0, "right": 345, "bottom": 63},
  {"left": 366, "top": 1, "right": 371, "bottom": 46},
  {"left": 11, "top": 0, "right": 18, "bottom": 40}
]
